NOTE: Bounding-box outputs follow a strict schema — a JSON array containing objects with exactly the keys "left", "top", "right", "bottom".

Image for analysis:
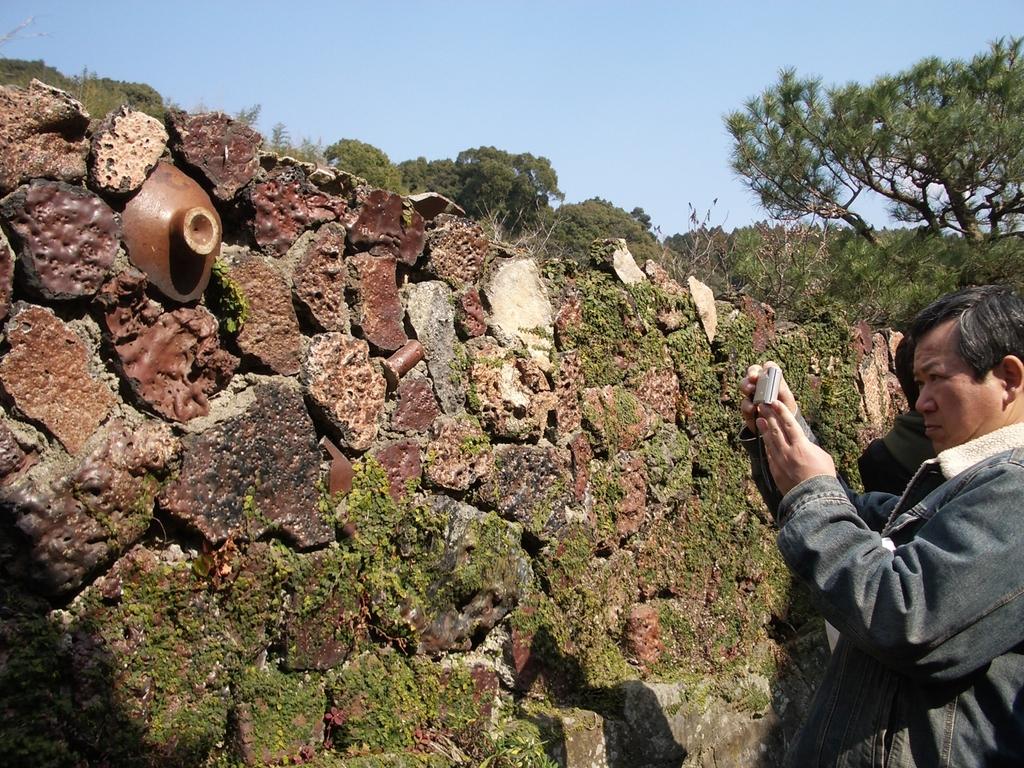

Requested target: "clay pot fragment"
[
  {"left": 382, "top": 340, "right": 425, "bottom": 390},
  {"left": 122, "top": 161, "right": 221, "bottom": 302}
]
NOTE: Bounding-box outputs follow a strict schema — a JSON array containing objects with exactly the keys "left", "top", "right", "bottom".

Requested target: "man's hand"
[
  {"left": 739, "top": 362, "right": 799, "bottom": 433},
  {"left": 756, "top": 399, "right": 836, "bottom": 495}
]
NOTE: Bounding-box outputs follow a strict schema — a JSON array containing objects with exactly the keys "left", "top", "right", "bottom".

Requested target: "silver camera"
[{"left": 753, "top": 366, "right": 781, "bottom": 405}]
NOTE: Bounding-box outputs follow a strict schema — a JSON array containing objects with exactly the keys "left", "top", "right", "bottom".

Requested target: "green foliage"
[
  {"left": 541, "top": 198, "right": 662, "bottom": 266},
  {"left": 397, "top": 147, "right": 563, "bottom": 236},
  {"left": 324, "top": 651, "right": 485, "bottom": 754},
  {"left": 727, "top": 37, "right": 1024, "bottom": 243},
  {"left": 397, "top": 157, "right": 461, "bottom": 200},
  {"left": 0, "top": 57, "right": 165, "bottom": 122},
  {"left": 325, "top": 138, "right": 405, "bottom": 192},
  {"left": 205, "top": 260, "right": 250, "bottom": 335}
]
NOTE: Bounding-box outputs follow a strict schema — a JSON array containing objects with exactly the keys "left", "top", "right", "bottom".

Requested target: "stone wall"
[{"left": 0, "top": 80, "right": 906, "bottom": 767}]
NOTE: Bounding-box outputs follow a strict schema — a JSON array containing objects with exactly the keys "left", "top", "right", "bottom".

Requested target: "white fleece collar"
[{"left": 936, "top": 422, "right": 1024, "bottom": 478}]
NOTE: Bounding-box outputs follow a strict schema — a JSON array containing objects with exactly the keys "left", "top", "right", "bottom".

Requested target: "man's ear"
[{"left": 994, "top": 355, "right": 1024, "bottom": 400}]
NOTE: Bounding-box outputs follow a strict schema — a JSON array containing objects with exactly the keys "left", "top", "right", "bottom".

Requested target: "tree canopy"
[
  {"left": 726, "top": 37, "right": 1024, "bottom": 243},
  {"left": 325, "top": 138, "right": 405, "bottom": 191},
  {"left": 542, "top": 198, "right": 662, "bottom": 265}
]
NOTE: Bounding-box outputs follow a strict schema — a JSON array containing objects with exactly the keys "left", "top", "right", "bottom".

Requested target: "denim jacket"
[{"left": 747, "top": 421, "right": 1024, "bottom": 767}]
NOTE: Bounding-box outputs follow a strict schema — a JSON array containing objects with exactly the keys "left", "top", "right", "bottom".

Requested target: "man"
[{"left": 740, "top": 285, "right": 1024, "bottom": 766}]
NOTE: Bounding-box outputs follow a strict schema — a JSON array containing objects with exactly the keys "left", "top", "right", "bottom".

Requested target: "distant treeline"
[{"left": 2, "top": 54, "right": 1021, "bottom": 328}]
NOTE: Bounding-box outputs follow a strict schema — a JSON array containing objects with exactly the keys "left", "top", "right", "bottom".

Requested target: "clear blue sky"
[{"left": 2, "top": 1, "right": 1023, "bottom": 237}]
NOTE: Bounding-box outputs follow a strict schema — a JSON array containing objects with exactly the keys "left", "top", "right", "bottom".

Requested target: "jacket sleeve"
[
  {"left": 742, "top": 415, "right": 896, "bottom": 531},
  {"left": 777, "top": 459, "right": 1024, "bottom": 682}
]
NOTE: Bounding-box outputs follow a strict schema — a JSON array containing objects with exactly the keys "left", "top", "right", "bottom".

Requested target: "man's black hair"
[
  {"left": 910, "top": 285, "right": 1024, "bottom": 380},
  {"left": 893, "top": 335, "right": 918, "bottom": 406}
]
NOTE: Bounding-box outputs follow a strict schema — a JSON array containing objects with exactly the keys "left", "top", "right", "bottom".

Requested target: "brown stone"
[
  {"left": 582, "top": 385, "right": 653, "bottom": 455},
  {"left": 226, "top": 251, "right": 302, "bottom": 375},
  {"left": 468, "top": 341, "right": 552, "bottom": 441},
  {"left": 455, "top": 286, "right": 487, "bottom": 338},
  {"left": 567, "top": 432, "right": 593, "bottom": 503},
  {"left": 424, "top": 215, "right": 489, "bottom": 286},
  {"left": 423, "top": 416, "right": 493, "bottom": 492},
  {"left": 478, "top": 444, "right": 575, "bottom": 540},
  {"left": 740, "top": 295, "right": 776, "bottom": 354},
  {"left": 632, "top": 367, "right": 679, "bottom": 424},
  {"left": 0, "top": 80, "right": 89, "bottom": 195},
  {"left": 1, "top": 181, "right": 119, "bottom": 299},
  {"left": 406, "top": 191, "right": 465, "bottom": 221},
  {"left": 89, "top": 106, "right": 168, "bottom": 194},
  {"left": 643, "top": 259, "right": 687, "bottom": 296},
  {"left": 625, "top": 604, "right": 665, "bottom": 670},
  {"left": 166, "top": 109, "right": 262, "bottom": 200},
  {"left": 292, "top": 223, "right": 350, "bottom": 332},
  {"left": 0, "top": 304, "right": 115, "bottom": 454},
  {"left": 159, "top": 382, "right": 332, "bottom": 547},
  {"left": 2, "top": 419, "right": 177, "bottom": 595},
  {"left": 373, "top": 440, "right": 422, "bottom": 500},
  {"left": 97, "top": 270, "right": 238, "bottom": 423},
  {"left": 347, "top": 188, "right": 425, "bottom": 265},
  {"left": 554, "top": 292, "right": 583, "bottom": 348},
  {"left": 615, "top": 453, "right": 648, "bottom": 539},
  {"left": 554, "top": 351, "right": 584, "bottom": 436},
  {"left": 249, "top": 166, "right": 347, "bottom": 257},
  {"left": 9, "top": 492, "right": 106, "bottom": 596},
  {"left": 351, "top": 252, "right": 406, "bottom": 352},
  {"left": 391, "top": 378, "right": 440, "bottom": 433},
  {"left": 302, "top": 333, "right": 386, "bottom": 451}
]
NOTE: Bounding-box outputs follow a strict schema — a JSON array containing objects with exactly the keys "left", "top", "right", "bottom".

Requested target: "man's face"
[{"left": 914, "top": 318, "right": 1008, "bottom": 452}]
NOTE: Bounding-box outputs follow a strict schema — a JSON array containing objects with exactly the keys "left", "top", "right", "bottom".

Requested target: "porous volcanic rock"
[
  {"left": 166, "top": 109, "right": 262, "bottom": 200},
  {"left": 292, "top": 223, "right": 350, "bottom": 332},
  {"left": 424, "top": 214, "right": 489, "bottom": 286},
  {"left": 97, "top": 269, "right": 238, "bottom": 422},
  {"left": 0, "top": 304, "right": 116, "bottom": 454},
  {"left": 249, "top": 166, "right": 347, "bottom": 257},
  {"left": 455, "top": 286, "right": 487, "bottom": 338},
  {"left": 350, "top": 252, "right": 406, "bottom": 352},
  {"left": 159, "top": 382, "right": 331, "bottom": 547},
  {"left": 467, "top": 341, "right": 554, "bottom": 441},
  {"left": 302, "top": 332, "right": 386, "bottom": 451},
  {"left": 0, "top": 228, "right": 13, "bottom": 322},
  {"left": 2, "top": 419, "right": 177, "bottom": 595},
  {"left": 582, "top": 385, "right": 654, "bottom": 455},
  {"left": 632, "top": 367, "right": 679, "bottom": 424},
  {"left": 554, "top": 350, "right": 584, "bottom": 437},
  {"left": 416, "top": 497, "right": 532, "bottom": 655},
  {"left": 373, "top": 440, "right": 422, "bottom": 500},
  {"left": 347, "top": 188, "right": 425, "bottom": 265},
  {"left": 478, "top": 444, "right": 576, "bottom": 540},
  {"left": 391, "top": 377, "right": 440, "bottom": 433},
  {"left": 423, "top": 416, "right": 493, "bottom": 492},
  {"left": 405, "top": 280, "right": 464, "bottom": 415},
  {"left": 1, "top": 181, "right": 119, "bottom": 299},
  {"left": 613, "top": 452, "right": 648, "bottom": 540},
  {"left": 224, "top": 250, "right": 302, "bottom": 375},
  {"left": 0, "top": 80, "right": 89, "bottom": 195},
  {"left": 625, "top": 604, "right": 665, "bottom": 669},
  {"left": 89, "top": 106, "right": 168, "bottom": 194}
]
